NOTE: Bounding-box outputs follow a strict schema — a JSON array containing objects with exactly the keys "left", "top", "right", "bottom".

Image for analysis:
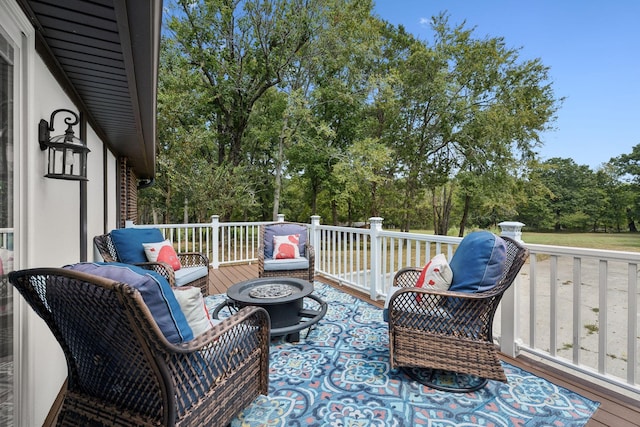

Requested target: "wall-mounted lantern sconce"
[{"left": 38, "top": 108, "right": 90, "bottom": 181}]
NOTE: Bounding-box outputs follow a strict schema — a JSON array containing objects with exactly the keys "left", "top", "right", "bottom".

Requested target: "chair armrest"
[
  {"left": 177, "top": 252, "right": 209, "bottom": 268},
  {"left": 305, "top": 243, "right": 314, "bottom": 259},
  {"left": 133, "top": 261, "right": 176, "bottom": 286},
  {"left": 393, "top": 267, "right": 422, "bottom": 288},
  {"left": 306, "top": 244, "right": 315, "bottom": 278},
  {"left": 257, "top": 245, "right": 265, "bottom": 275},
  {"left": 174, "top": 305, "right": 270, "bottom": 353},
  {"left": 388, "top": 287, "right": 498, "bottom": 340},
  {"left": 162, "top": 306, "right": 271, "bottom": 409}
]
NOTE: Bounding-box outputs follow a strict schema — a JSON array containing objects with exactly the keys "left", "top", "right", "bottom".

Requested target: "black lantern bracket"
[{"left": 38, "top": 109, "right": 90, "bottom": 181}]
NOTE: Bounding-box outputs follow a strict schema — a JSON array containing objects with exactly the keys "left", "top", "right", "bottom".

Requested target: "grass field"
[
  {"left": 521, "top": 231, "right": 640, "bottom": 252},
  {"left": 403, "top": 229, "right": 640, "bottom": 253}
]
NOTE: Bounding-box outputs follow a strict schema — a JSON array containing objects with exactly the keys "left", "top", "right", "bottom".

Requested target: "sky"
[{"left": 372, "top": 0, "right": 640, "bottom": 169}]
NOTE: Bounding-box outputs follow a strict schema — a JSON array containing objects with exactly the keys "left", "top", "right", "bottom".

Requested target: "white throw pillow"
[
  {"left": 173, "top": 286, "right": 214, "bottom": 337},
  {"left": 142, "top": 239, "right": 182, "bottom": 271},
  {"left": 414, "top": 253, "right": 453, "bottom": 303},
  {"left": 273, "top": 234, "right": 301, "bottom": 259},
  {"left": 416, "top": 253, "right": 453, "bottom": 291}
]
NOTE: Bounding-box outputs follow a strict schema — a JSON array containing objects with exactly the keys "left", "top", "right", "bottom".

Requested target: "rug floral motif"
[{"left": 206, "top": 283, "right": 599, "bottom": 426}]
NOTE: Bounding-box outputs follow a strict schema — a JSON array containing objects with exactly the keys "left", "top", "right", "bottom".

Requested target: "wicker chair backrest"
[
  {"left": 9, "top": 268, "right": 169, "bottom": 422},
  {"left": 94, "top": 233, "right": 119, "bottom": 262}
]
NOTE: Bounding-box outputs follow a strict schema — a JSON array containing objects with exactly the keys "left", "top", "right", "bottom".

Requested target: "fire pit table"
[{"left": 211, "top": 277, "right": 327, "bottom": 342}]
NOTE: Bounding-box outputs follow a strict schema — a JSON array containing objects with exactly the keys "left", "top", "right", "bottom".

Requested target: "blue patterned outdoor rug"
[{"left": 205, "top": 282, "right": 599, "bottom": 426}]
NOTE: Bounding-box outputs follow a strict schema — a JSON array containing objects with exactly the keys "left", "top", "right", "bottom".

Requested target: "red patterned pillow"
[
  {"left": 415, "top": 254, "right": 453, "bottom": 301},
  {"left": 143, "top": 240, "right": 182, "bottom": 271},
  {"left": 273, "top": 234, "right": 301, "bottom": 259}
]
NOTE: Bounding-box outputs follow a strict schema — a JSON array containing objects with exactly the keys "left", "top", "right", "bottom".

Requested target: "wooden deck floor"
[{"left": 208, "top": 264, "right": 640, "bottom": 427}]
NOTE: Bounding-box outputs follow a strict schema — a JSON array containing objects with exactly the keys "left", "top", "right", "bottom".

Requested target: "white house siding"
[{"left": 3, "top": 1, "right": 120, "bottom": 424}]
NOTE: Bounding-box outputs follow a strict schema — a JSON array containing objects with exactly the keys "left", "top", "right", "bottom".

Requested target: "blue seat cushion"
[
  {"left": 448, "top": 231, "right": 507, "bottom": 293},
  {"left": 65, "top": 262, "right": 194, "bottom": 343},
  {"left": 110, "top": 228, "right": 165, "bottom": 263},
  {"left": 264, "top": 224, "right": 308, "bottom": 259},
  {"left": 174, "top": 266, "right": 208, "bottom": 287},
  {"left": 263, "top": 257, "right": 309, "bottom": 271}
]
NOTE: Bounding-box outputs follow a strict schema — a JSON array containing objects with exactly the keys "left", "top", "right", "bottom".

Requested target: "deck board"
[{"left": 208, "top": 264, "right": 640, "bottom": 427}]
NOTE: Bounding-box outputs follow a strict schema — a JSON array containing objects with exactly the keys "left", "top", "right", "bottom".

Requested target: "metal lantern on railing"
[{"left": 38, "top": 109, "right": 90, "bottom": 181}]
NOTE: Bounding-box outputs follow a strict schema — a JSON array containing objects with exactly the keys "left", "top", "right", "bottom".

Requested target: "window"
[{"left": 0, "top": 27, "right": 14, "bottom": 427}]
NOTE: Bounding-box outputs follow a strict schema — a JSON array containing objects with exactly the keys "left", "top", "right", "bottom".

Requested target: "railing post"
[
  {"left": 369, "top": 217, "right": 384, "bottom": 300},
  {"left": 499, "top": 221, "right": 525, "bottom": 357},
  {"left": 498, "top": 221, "right": 524, "bottom": 242},
  {"left": 310, "top": 215, "right": 321, "bottom": 276},
  {"left": 277, "top": 214, "right": 285, "bottom": 222},
  {"left": 211, "top": 215, "right": 220, "bottom": 269}
]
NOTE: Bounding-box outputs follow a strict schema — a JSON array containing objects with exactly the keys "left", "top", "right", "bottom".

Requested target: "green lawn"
[
  {"left": 397, "top": 229, "right": 640, "bottom": 253},
  {"left": 521, "top": 232, "right": 640, "bottom": 252}
]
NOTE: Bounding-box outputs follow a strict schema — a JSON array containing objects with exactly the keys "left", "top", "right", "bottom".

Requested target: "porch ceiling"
[{"left": 18, "top": 0, "right": 162, "bottom": 179}]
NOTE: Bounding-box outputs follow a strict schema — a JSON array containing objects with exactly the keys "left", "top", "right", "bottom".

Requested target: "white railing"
[
  {"left": 127, "top": 215, "right": 280, "bottom": 268},
  {"left": 0, "top": 228, "right": 12, "bottom": 249},
  {"left": 514, "top": 244, "right": 639, "bottom": 394},
  {"left": 132, "top": 216, "right": 639, "bottom": 396}
]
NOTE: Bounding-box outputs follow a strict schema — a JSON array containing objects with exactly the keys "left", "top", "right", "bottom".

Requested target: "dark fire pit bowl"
[{"left": 212, "top": 277, "right": 327, "bottom": 341}]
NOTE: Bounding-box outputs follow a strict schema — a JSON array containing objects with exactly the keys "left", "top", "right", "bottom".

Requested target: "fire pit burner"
[
  {"left": 249, "top": 283, "right": 295, "bottom": 299},
  {"left": 212, "top": 277, "right": 327, "bottom": 342}
]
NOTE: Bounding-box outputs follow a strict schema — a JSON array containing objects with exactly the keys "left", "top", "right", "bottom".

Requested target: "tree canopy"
[{"left": 139, "top": 0, "right": 637, "bottom": 234}]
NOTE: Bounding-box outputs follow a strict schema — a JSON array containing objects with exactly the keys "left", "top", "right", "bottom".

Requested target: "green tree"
[
  {"left": 333, "top": 137, "right": 392, "bottom": 222},
  {"left": 390, "top": 14, "right": 560, "bottom": 234},
  {"left": 515, "top": 161, "right": 555, "bottom": 230},
  {"left": 166, "top": 0, "right": 322, "bottom": 167},
  {"left": 535, "top": 158, "right": 594, "bottom": 231},
  {"left": 286, "top": 0, "right": 380, "bottom": 223},
  {"left": 610, "top": 143, "right": 640, "bottom": 232}
]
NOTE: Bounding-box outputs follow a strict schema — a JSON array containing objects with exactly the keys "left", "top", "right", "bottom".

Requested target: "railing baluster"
[
  {"left": 598, "top": 260, "right": 608, "bottom": 374},
  {"left": 550, "top": 255, "right": 558, "bottom": 357},
  {"left": 573, "top": 257, "right": 582, "bottom": 365},
  {"left": 628, "top": 263, "right": 638, "bottom": 385},
  {"left": 530, "top": 254, "right": 537, "bottom": 349}
]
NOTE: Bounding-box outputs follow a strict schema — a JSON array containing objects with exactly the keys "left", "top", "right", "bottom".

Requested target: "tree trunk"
[
  {"left": 272, "top": 115, "right": 288, "bottom": 221},
  {"left": 401, "top": 184, "right": 414, "bottom": 232},
  {"left": 183, "top": 198, "right": 189, "bottom": 224},
  {"left": 627, "top": 208, "right": 638, "bottom": 232},
  {"left": 458, "top": 193, "right": 471, "bottom": 237},
  {"left": 165, "top": 186, "right": 171, "bottom": 225},
  {"left": 432, "top": 185, "right": 452, "bottom": 236},
  {"left": 370, "top": 182, "right": 378, "bottom": 217}
]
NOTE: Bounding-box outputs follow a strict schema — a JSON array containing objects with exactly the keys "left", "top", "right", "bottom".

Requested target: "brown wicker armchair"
[
  {"left": 9, "top": 267, "right": 270, "bottom": 426},
  {"left": 94, "top": 231, "right": 210, "bottom": 295},
  {"left": 258, "top": 222, "right": 315, "bottom": 282},
  {"left": 387, "top": 235, "right": 528, "bottom": 392}
]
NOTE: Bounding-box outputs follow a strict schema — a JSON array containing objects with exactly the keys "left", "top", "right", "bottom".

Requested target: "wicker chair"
[
  {"left": 258, "top": 222, "right": 315, "bottom": 282},
  {"left": 387, "top": 236, "right": 529, "bottom": 392},
  {"left": 9, "top": 267, "right": 270, "bottom": 426},
  {"left": 94, "top": 232, "right": 210, "bottom": 295}
]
